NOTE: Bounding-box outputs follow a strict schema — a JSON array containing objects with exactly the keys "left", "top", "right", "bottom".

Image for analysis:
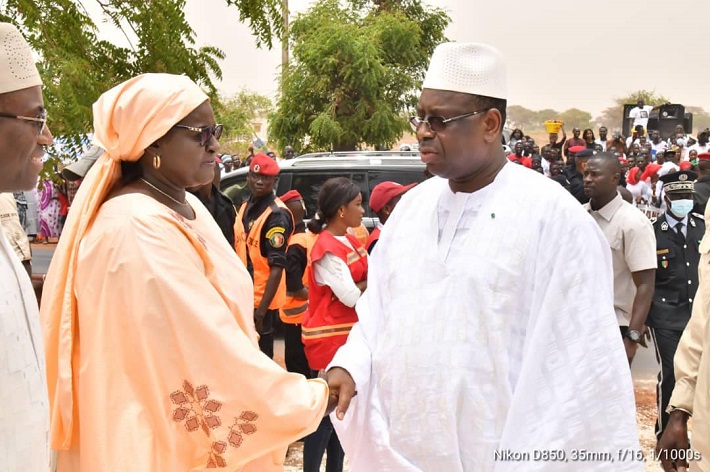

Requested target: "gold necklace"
[{"left": 140, "top": 178, "right": 190, "bottom": 206}]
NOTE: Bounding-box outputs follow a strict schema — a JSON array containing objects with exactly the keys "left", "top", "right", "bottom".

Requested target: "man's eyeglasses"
[
  {"left": 409, "top": 109, "right": 490, "bottom": 133},
  {"left": 0, "top": 110, "right": 48, "bottom": 136},
  {"left": 174, "top": 123, "right": 224, "bottom": 147}
]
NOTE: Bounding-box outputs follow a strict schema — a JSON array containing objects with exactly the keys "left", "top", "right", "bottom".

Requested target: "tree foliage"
[
  {"left": 507, "top": 106, "right": 593, "bottom": 131},
  {"left": 224, "top": 0, "right": 283, "bottom": 49},
  {"left": 269, "top": 0, "right": 449, "bottom": 152},
  {"left": 1, "top": 0, "right": 287, "bottom": 164},
  {"left": 214, "top": 91, "right": 272, "bottom": 155},
  {"left": 0, "top": 0, "right": 228, "bottom": 161}
]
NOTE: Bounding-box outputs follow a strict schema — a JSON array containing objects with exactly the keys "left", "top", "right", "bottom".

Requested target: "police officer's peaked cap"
[{"left": 660, "top": 170, "right": 697, "bottom": 193}]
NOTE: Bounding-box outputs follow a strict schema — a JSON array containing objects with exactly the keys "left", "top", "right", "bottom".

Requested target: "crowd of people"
[
  {"left": 504, "top": 121, "right": 710, "bottom": 213},
  {"left": 3, "top": 19, "right": 710, "bottom": 472},
  {"left": 219, "top": 144, "right": 297, "bottom": 174}
]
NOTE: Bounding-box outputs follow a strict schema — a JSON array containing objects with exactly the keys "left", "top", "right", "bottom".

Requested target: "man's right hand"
[
  {"left": 657, "top": 410, "right": 690, "bottom": 471},
  {"left": 325, "top": 367, "right": 357, "bottom": 420}
]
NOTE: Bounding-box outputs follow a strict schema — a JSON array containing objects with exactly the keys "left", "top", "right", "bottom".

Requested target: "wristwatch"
[{"left": 625, "top": 329, "right": 642, "bottom": 343}]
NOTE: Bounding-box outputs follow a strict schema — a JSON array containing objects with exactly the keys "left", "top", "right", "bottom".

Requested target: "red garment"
[
  {"left": 365, "top": 226, "right": 381, "bottom": 253},
  {"left": 58, "top": 191, "right": 70, "bottom": 216},
  {"left": 302, "top": 231, "right": 368, "bottom": 370},
  {"left": 626, "top": 167, "right": 640, "bottom": 185},
  {"left": 507, "top": 155, "right": 532, "bottom": 168}
]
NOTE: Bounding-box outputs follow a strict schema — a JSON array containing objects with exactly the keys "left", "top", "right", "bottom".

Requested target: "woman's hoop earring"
[
  {"left": 339, "top": 211, "right": 345, "bottom": 219},
  {"left": 153, "top": 155, "right": 161, "bottom": 169}
]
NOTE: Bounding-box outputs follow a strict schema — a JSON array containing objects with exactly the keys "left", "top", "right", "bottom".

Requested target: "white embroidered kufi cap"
[
  {"left": 422, "top": 42, "right": 507, "bottom": 99},
  {"left": 0, "top": 22, "right": 42, "bottom": 95}
]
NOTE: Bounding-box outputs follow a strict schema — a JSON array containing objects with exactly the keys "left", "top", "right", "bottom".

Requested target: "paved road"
[
  {"left": 32, "top": 246, "right": 660, "bottom": 380},
  {"left": 32, "top": 246, "right": 53, "bottom": 275}
]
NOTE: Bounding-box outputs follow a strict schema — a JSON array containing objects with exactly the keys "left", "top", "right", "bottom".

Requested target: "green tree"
[
  {"left": 558, "top": 108, "right": 593, "bottom": 131},
  {"left": 0, "top": 0, "right": 288, "bottom": 163},
  {"left": 507, "top": 105, "right": 540, "bottom": 130},
  {"left": 0, "top": 0, "right": 226, "bottom": 160},
  {"left": 269, "top": 0, "right": 449, "bottom": 152},
  {"left": 214, "top": 91, "right": 273, "bottom": 155},
  {"left": 595, "top": 89, "right": 671, "bottom": 131}
]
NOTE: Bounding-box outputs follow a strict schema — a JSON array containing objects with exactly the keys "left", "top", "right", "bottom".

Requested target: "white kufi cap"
[
  {"left": 422, "top": 42, "right": 507, "bottom": 99},
  {"left": 0, "top": 22, "right": 42, "bottom": 95}
]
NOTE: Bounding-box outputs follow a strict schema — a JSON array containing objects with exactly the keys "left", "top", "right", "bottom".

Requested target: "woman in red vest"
[{"left": 302, "top": 177, "right": 368, "bottom": 472}]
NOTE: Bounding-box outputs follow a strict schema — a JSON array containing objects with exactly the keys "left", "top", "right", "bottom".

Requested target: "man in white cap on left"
[
  {"left": 326, "top": 42, "right": 642, "bottom": 470},
  {"left": 0, "top": 22, "right": 54, "bottom": 472}
]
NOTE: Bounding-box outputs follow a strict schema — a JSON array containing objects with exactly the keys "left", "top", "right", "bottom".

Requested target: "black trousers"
[
  {"left": 283, "top": 322, "right": 311, "bottom": 378},
  {"left": 257, "top": 309, "right": 278, "bottom": 359},
  {"left": 649, "top": 327, "right": 684, "bottom": 441},
  {"left": 303, "top": 403, "right": 344, "bottom": 472}
]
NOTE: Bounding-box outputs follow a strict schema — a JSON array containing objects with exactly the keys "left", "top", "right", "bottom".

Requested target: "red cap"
[
  {"left": 698, "top": 152, "right": 710, "bottom": 161},
  {"left": 249, "top": 153, "right": 280, "bottom": 176},
  {"left": 279, "top": 190, "right": 303, "bottom": 203},
  {"left": 680, "top": 161, "right": 692, "bottom": 171},
  {"left": 369, "top": 181, "right": 416, "bottom": 213},
  {"left": 568, "top": 145, "right": 586, "bottom": 154}
]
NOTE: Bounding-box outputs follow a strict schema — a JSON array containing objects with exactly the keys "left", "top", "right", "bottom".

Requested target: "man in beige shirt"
[
  {"left": 583, "top": 152, "right": 657, "bottom": 364},
  {"left": 0, "top": 192, "right": 32, "bottom": 276},
  {"left": 656, "top": 211, "right": 710, "bottom": 471}
]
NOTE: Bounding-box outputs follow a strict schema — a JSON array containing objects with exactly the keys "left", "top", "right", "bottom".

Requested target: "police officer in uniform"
[
  {"left": 646, "top": 170, "right": 705, "bottom": 443},
  {"left": 237, "top": 153, "right": 293, "bottom": 358}
]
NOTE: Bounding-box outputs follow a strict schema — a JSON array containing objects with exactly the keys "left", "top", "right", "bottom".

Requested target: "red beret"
[
  {"left": 568, "top": 145, "right": 586, "bottom": 154},
  {"left": 279, "top": 190, "right": 303, "bottom": 203},
  {"left": 369, "top": 181, "right": 416, "bottom": 213},
  {"left": 698, "top": 152, "right": 710, "bottom": 161},
  {"left": 250, "top": 153, "right": 280, "bottom": 176}
]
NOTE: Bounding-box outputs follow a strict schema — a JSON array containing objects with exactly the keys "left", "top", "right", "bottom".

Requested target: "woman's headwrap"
[
  {"left": 626, "top": 167, "right": 640, "bottom": 186},
  {"left": 40, "top": 73, "right": 209, "bottom": 449},
  {"left": 641, "top": 163, "right": 663, "bottom": 182}
]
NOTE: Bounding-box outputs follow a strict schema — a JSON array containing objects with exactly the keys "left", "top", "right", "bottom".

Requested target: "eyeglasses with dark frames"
[
  {"left": 0, "top": 110, "right": 48, "bottom": 136},
  {"left": 173, "top": 123, "right": 224, "bottom": 147},
  {"left": 409, "top": 109, "right": 491, "bottom": 133}
]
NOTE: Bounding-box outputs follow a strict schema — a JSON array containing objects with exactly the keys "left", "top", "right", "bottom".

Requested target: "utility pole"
[{"left": 281, "top": 0, "right": 289, "bottom": 70}]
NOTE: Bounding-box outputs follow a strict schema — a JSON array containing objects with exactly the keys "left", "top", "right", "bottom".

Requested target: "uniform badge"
[
  {"left": 690, "top": 218, "right": 697, "bottom": 228},
  {"left": 266, "top": 226, "right": 286, "bottom": 248},
  {"left": 269, "top": 232, "right": 285, "bottom": 248},
  {"left": 254, "top": 164, "right": 261, "bottom": 172},
  {"left": 680, "top": 174, "right": 688, "bottom": 181},
  {"left": 661, "top": 221, "right": 669, "bottom": 231},
  {"left": 661, "top": 261, "right": 669, "bottom": 269}
]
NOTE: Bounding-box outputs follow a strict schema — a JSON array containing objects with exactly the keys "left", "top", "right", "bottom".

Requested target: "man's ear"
[{"left": 483, "top": 109, "right": 503, "bottom": 144}]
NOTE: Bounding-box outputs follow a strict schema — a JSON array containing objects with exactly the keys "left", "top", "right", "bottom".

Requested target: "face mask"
[
  {"left": 670, "top": 199, "right": 693, "bottom": 218},
  {"left": 677, "top": 138, "right": 686, "bottom": 146}
]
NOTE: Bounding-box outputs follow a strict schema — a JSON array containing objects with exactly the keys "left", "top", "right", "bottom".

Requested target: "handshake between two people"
[{"left": 323, "top": 367, "right": 357, "bottom": 420}]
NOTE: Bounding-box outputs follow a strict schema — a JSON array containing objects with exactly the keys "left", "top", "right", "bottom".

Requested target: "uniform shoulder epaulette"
[{"left": 691, "top": 212, "right": 704, "bottom": 219}]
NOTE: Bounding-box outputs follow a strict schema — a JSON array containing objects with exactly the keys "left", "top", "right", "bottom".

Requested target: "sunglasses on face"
[
  {"left": 0, "top": 109, "right": 48, "bottom": 136},
  {"left": 408, "top": 108, "right": 490, "bottom": 134},
  {"left": 174, "top": 123, "right": 224, "bottom": 147}
]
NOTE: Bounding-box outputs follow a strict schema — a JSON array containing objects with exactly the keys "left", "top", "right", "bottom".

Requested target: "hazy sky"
[{"left": 95, "top": 0, "right": 710, "bottom": 120}]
